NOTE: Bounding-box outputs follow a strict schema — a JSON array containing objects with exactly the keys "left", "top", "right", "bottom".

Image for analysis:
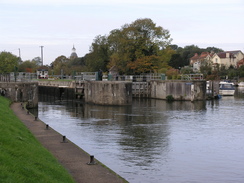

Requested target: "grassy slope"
[{"left": 0, "top": 96, "right": 75, "bottom": 183}]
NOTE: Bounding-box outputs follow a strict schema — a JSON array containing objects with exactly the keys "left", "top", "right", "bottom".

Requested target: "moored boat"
[
  {"left": 219, "top": 81, "right": 235, "bottom": 96},
  {"left": 238, "top": 82, "right": 244, "bottom": 87}
]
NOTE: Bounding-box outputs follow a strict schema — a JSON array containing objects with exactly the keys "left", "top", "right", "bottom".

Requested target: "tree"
[
  {"left": 168, "top": 54, "right": 183, "bottom": 69},
  {"left": 85, "top": 35, "right": 110, "bottom": 72},
  {"left": 166, "top": 68, "right": 179, "bottom": 79},
  {"left": 32, "top": 57, "right": 42, "bottom": 66},
  {"left": 0, "top": 51, "right": 19, "bottom": 73},
  {"left": 109, "top": 18, "right": 172, "bottom": 74},
  {"left": 18, "top": 60, "right": 39, "bottom": 72},
  {"left": 86, "top": 18, "right": 173, "bottom": 74},
  {"left": 200, "top": 59, "right": 212, "bottom": 78},
  {"left": 205, "top": 47, "right": 224, "bottom": 53},
  {"left": 127, "top": 55, "right": 161, "bottom": 74},
  {"left": 51, "top": 56, "right": 70, "bottom": 75}
]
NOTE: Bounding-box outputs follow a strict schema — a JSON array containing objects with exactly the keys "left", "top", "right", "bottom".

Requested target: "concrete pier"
[
  {"left": 0, "top": 82, "right": 38, "bottom": 108},
  {"left": 150, "top": 80, "right": 206, "bottom": 101},
  {"left": 84, "top": 81, "right": 132, "bottom": 105},
  {"left": 38, "top": 80, "right": 207, "bottom": 104}
]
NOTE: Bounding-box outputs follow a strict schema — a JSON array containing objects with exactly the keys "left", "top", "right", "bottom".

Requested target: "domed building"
[{"left": 70, "top": 45, "right": 78, "bottom": 60}]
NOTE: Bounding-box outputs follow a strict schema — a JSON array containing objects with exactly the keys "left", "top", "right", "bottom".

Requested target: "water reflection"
[
  {"left": 35, "top": 92, "right": 244, "bottom": 183},
  {"left": 236, "top": 87, "right": 244, "bottom": 98}
]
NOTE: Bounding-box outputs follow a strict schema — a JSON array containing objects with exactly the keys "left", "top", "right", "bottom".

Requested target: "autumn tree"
[
  {"left": 86, "top": 18, "right": 173, "bottom": 74},
  {"left": 18, "top": 60, "right": 39, "bottom": 72},
  {"left": 110, "top": 18, "right": 172, "bottom": 74}
]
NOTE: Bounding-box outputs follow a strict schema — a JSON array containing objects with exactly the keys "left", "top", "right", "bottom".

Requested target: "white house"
[
  {"left": 212, "top": 52, "right": 236, "bottom": 69},
  {"left": 190, "top": 50, "right": 244, "bottom": 72},
  {"left": 190, "top": 52, "right": 214, "bottom": 72},
  {"left": 37, "top": 66, "right": 48, "bottom": 79}
]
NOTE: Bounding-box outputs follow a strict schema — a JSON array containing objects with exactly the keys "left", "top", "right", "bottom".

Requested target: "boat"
[
  {"left": 238, "top": 82, "right": 244, "bottom": 87},
  {"left": 219, "top": 81, "right": 235, "bottom": 96}
]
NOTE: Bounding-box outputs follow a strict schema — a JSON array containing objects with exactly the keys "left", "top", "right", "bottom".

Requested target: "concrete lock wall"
[
  {"left": 39, "top": 86, "right": 76, "bottom": 100},
  {"left": 150, "top": 80, "right": 206, "bottom": 101},
  {"left": 0, "top": 82, "right": 38, "bottom": 108},
  {"left": 84, "top": 81, "right": 132, "bottom": 105}
]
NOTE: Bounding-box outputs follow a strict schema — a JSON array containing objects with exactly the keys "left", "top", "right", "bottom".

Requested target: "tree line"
[{"left": 1, "top": 18, "right": 244, "bottom": 80}]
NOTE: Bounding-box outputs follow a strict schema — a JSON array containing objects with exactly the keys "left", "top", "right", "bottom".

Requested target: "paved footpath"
[{"left": 11, "top": 102, "right": 127, "bottom": 183}]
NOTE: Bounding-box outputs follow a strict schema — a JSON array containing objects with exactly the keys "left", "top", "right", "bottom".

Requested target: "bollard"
[
  {"left": 27, "top": 111, "right": 29, "bottom": 115},
  {"left": 46, "top": 124, "right": 49, "bottom": 130},
  {"left": 20, "top": 103, "right": 22, "bottom": 106},
  {"left": 61, "top": 135, "right": 67, "bottom": 143},
  {"left": 34, "top": 116, "right": 38, "bottom": 121},
  {"left": 22, "top": 106, "right": 24, "bottom": 110},
  {"left": 87, "top": 155, "right": 96, "bottom": 165}
]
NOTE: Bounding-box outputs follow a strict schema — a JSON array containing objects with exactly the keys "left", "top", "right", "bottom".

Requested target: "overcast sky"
[{"left": 0, "top": 0, "right": 243, "bottom": 65}]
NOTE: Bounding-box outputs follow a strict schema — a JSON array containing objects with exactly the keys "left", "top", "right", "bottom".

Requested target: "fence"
[
  {"left": 0, "top": 72, "right": 37, "bottom": 82},
  {"left": 75, "top": 72, "right": 97, "bottom": 81},
  {"left": 107, "top": 73, "right": 164, "bottom": 82},
  {"left": 181, "top": 74, "right": 204, "bottom": 80},
  {"left": 1, "top": 72, "right": 204, "bottom": 83}
]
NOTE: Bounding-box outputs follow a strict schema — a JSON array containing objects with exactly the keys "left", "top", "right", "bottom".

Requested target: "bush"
[{"left": 166, "top": 95, "right": 175, "bottom": 102}]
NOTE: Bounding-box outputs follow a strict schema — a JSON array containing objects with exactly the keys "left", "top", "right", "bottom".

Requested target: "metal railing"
[
  {"left": 181, "top": 74, "right": 204, "bottom": 80},
  {"left": 107, "top": 73, "right": 165, "bottom": 82},
  {"left": 75, "top": 72, "right": 97, "bottom": 81},
  {"left": 1, "top": 72, "right": 205, "bottom": 83},
  {"left": 0, "top": 72, "right": 37, "bottom": 82}
]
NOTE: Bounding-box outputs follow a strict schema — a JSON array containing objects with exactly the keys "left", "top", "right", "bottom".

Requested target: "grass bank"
[{"left": 0, "top": 96, "right": 75, "bottom": 183}]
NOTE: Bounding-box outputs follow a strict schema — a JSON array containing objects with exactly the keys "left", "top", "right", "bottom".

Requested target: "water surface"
[{"left": 36, "top": 88, "right": 244, "bottom": 183}]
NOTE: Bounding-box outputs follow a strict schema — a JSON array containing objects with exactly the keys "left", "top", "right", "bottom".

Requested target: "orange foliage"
[
  {"left": 25, "top": 68, "right": 33, "bottom": 73},
  {"left": 127, "top": 55, "right": 160, "bottom": 74}
]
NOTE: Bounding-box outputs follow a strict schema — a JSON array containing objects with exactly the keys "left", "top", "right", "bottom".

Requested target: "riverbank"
[
  {"left": 0, "top": 96, "right": 75, "bottom": 183},
  {"left": 3, "top": 97, "right": 127, "bottom": 183}
]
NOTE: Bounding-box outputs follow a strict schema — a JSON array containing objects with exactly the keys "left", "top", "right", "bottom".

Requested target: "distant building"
[
  {"left": 70, "top": 45, "right": 78, "bottom": 60},
  {"left": 190, "top": 52, "right": 214, "bottom": 72},
  {"left": 190, "top": 50, "right": 244, "bottom": 72},
  {"left": 237, "top": 58, "right": 244, "bottom": 68},
  {"left": 37, "top": 66, "right": 48, "bottom": 79}
]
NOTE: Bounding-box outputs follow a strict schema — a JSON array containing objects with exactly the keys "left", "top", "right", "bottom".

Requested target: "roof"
[
  {"left": 226, "top": 50, "right": 242, "bottom": 55},
  {"left": 70, "top": 52, "right": 78, "bottom": 59},
  {"left": 191, "top": 53, "right": 199, "bottom": 60},
  {"left": 217, "top": 52, "right": 235, "bottom": 58},
  {"left": 190, "top": 52, "right": 211, "bottom": 61},
  {"left": 199, "top": 52, "right": 209, "bottom": 59},
  {"left": 37, "top": 66, "right": 48, "bottom": 71},
  {"left": 70, "top": 45, "right": 78, "bottom": 59}
]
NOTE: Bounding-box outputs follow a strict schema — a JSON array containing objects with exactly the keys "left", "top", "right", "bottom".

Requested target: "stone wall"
[
  {"left": 150, "top": 80, "right": 206, "bottom": 101},
  {"left": 84, "top": 81, "right": 132, "bottom": 105},
  {"left": 0, "top": 82, "right": 38, "bottom": 108}
]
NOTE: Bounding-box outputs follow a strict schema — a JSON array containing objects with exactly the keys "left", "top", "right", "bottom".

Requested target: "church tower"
[{"left": 70, "top": 45, "right": 78, "bottom": 60}]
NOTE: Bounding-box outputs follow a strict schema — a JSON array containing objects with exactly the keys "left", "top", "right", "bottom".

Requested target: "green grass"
[{"left": 0, "top": 96, "right": 75, "bottom": 183}]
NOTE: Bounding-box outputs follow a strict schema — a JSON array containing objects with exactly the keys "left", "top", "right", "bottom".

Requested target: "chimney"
[{"left": 226, "top": 52, "right": 230, "bottom": 58}]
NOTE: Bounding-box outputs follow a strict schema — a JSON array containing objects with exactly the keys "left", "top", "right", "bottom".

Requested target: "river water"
[{"left": 35, "top": 88, "right": 244, "bottom": 183}]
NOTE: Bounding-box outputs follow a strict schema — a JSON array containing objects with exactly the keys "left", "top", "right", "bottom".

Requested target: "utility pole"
[
  {"left": 18, "top": 48, "right": 22, "bottom": 63},
  {"left": 18, "top": 48, "right": 21, "bottom": 58},
  {"left": 40, "top": 46, "right": 44, "bottom": 66}
]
